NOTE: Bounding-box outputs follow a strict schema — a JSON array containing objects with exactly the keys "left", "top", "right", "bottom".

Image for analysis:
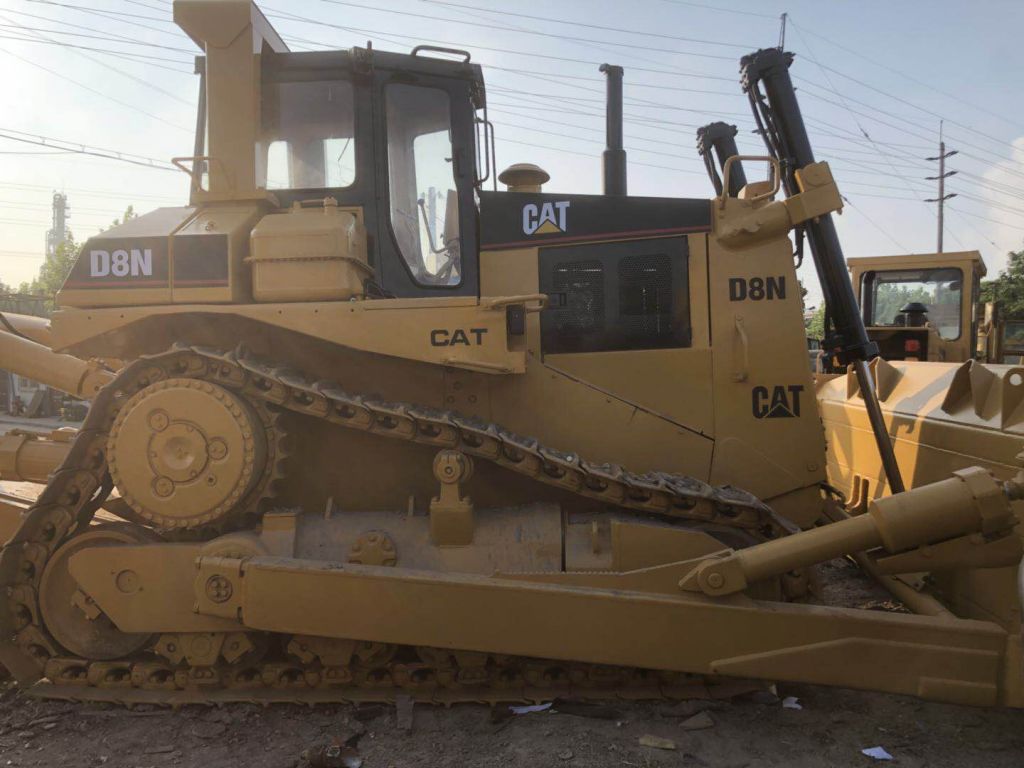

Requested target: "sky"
[{"left": 0, "top": 0, "right": 1022, "bottom": 307}]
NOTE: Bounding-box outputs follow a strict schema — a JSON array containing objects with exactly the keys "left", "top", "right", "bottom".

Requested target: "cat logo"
[
  {"left": 522, "top": 201, "right": 570, "bottom": 236},
  {"left": 752, "top": 385, "right": 804, "bottom": 419}
]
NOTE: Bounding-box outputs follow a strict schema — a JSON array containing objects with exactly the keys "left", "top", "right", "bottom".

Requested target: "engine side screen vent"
[
  {"left": 543, "top": 259, "right": 606, "bottom": 352},
  {"left": 539, "top": 237, "right": 690, "bottom": 355}
]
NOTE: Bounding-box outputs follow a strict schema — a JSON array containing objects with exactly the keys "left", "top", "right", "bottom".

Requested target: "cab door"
[{"left": 373, "top": 70, "right": 479, "bottom": 297}]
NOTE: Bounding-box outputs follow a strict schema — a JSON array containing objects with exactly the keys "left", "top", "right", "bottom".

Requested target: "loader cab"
[
  {"left": 848, "top": 252, "right": 986, "bottom": 363},
  {"left": 255, "top": 46, "right": 485, "bottom": 298}
]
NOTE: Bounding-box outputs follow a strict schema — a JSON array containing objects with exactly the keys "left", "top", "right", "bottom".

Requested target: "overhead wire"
[
  {"left": 2, "top": 0, "right": 1013, "bottom": 255},
  {"left": 840, "top": 196, "right": 909, "bottom": 252},
  {"left": 789, "top": 19, "right": 943, "bottom": 249},
  {"left": 0, "top": 11, "right": 192, "bottom": 52},
  {"left": 0, "top": 21, "right": 192, "bottom": 132},
  {"left": 320, "top": 0, "right": 738, "bottom": 61},
  {"left": 0, "top": 17, "right": 193, "bottom": 104},
  {"left": 0, "top": 33, "right": 192, "bottom": 71},
  {"left": 789, "top": 18, "right": 1020, "bottom": 133},
  {"left": 0, "top": 181, "right": 181, "bottom": 202},
  {"left": 262, "top": 6, "right": 740, "bottom": 81},
  {"left": 0, "top": 129, "right": 178, "bottom": 171},
  {"left": 657, "top": 0, "right": 776, "bottom": 19},
  {"left": 419, "top": 0, "right": 755, "bottom": 50}
]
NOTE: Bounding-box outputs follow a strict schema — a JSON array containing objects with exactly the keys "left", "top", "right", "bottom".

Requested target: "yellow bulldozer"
[{"left": 0, "top": 0, "right": 1022, "bottom": 708}]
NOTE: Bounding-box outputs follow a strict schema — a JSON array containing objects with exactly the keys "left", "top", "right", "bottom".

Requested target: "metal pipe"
[
  {"left": 850, "top": 550, "right": 955, "bottom": 619},
  {"left": 820, "top": 503, "right": 955, "bottom": 619},
  {"left": 599, "top": 63, "right": 627, "bottom": 196},
  {"left": 741, "top": 48, "right": 904, "bottom": 493},
  {"left": 696, "top": 122, "right": 747, "bottom": 197},
  {"left": 684, "top": 468, "right": 1011, "bottom": 596},
  {"left": 0, "top": 312, "right": 51, "bottom": 347},
  {"left": 0, "top": 431, "right": 72, "bottom": 484},
  {"left": 0, "top": 329, "right": 112, "bottom": 399},
  {"left": 853, "top": 360, "right": 904, "bottom": 493}
]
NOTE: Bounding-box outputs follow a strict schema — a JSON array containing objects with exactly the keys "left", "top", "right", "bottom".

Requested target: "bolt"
[
  {"left": 148, "top": 410, "right": 169, "bottom": 432},
  {"left": 154, "top": 477, "right": 174, "bottom": 498},
  {"left": 204, "top": 575, "right": 233, "bottom": 603},
  {"left": 208, "top": 438, "right": 228, "bottom": 460},
  {"left": 706, "top": 572, "right": 725, "bottom": 589}
]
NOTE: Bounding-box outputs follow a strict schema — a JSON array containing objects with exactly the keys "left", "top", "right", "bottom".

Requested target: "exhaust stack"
[{"left": 600, "top": 64, "right": 627, "bottom": 196}]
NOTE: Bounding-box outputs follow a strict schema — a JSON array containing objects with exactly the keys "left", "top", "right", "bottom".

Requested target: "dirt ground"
[{"left": 0, "top": 680, "right": 1021, "bottom": 768}]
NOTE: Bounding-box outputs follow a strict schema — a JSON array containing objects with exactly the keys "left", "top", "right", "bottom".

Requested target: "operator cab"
[
  {"left": 251, "top": 45, "right": 486, "bottom": 298},
  {"left": 846, "top": 252, "right": 986, "bottom": 363}
]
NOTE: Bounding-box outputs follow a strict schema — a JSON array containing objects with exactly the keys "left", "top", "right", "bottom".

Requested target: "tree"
[
  {"left": 799, "top": 279, "right": 826, "bottom": 340},
  {"left": 109, "top": 205, "right": 137, "bottom": 229},
  {"left": 806, "top": 305, "right": 826, "bottom": 340},
  {"left": 980, "top": 246, "right": 1024, "bottom": 318},
  {"left": 17, "top": 205, "right": 137, "bottom": 311},
  {"left": 29, "top": 231, "right": 80, "bottom": 304}
]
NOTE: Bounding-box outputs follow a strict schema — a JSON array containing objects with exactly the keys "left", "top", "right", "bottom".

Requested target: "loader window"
[
  {"left": 260, "top": 79, "right": 355, "bottom": 190},
  {"left": 385, "top": 83, "right": 461, "bottom": 287},
  {"left": 862, "top": 268, "right": 963, "bottom": 340}
]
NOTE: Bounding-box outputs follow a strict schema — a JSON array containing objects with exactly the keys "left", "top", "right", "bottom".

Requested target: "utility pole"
[
  {"left": 778, "top": 12, "right": 787, "bottom": 49},
  {"left": 925, "top": 121, "right": 957, "bottom": 253},
  {"left": 45, "top": 192, "right": 68, "bottom": 258}
]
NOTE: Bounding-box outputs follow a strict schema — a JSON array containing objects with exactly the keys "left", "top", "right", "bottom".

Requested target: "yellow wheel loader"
[{"left": 0, "top": 0, "right": 1022, "bottom": 707}]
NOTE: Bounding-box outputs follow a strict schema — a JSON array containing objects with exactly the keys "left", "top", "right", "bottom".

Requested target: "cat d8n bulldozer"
[{"left": 1, "top": 0, "right": 1023, "bottom": 708}]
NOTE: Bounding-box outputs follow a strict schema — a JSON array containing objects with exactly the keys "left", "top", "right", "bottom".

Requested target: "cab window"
[
  {"left": 861, "top": 267, "right": 963, "bottom": 340},
  {"left": 385, "top": 83, "right": 461, "bottom": 287},
  {"left": 260, "top": 79, "right": 355, "bottom": 190}
]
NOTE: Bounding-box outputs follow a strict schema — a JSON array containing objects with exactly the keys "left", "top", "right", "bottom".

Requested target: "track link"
[{"left": 0, "top": 345, "right": 772, "bottom": 704}]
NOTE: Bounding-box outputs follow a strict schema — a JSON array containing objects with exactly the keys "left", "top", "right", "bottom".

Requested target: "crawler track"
[{"left": 0, "top": 345, "right": 771, "bottom": 703}]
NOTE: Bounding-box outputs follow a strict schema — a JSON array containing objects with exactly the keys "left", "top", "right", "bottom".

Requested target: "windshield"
[
  {"left": 259, "top": 79, "right": 355, "bottom": 190},
  {"left": 862, "top": 267, "right": 963, "bottom": 340}
]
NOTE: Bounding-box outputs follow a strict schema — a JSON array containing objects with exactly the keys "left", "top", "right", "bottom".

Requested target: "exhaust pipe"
[
  {"left": 696, "top": 122, "right": 747, "bottom": 197},
  {"left": 599, "top": 63, "right": 627, "bottom": 196}
]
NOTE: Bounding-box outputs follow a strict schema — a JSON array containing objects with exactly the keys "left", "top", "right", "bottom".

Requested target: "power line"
[
  {"left": 263, "top": 7, "right": 740, "bottom": 81},
  {"left": 0, "top": 32, "right": 192, "bottom": 71},
  {"left": 789, "top": 43, "right": 1023, "bottom": 164},
  {"left": 27, "top": 0, "right": 175, "bottom": 33},
  {"left": 840, "top": 195, "right": 908, "bottom": 252},
  {"left": 0, "top": 199, "right": 129, "bottom": 215},
  {"left": 789, "top": 21, "right": 941, "bottom": 253},
  {"left": 789, "top": 18, "right": 1019, "bottom": 132},
  {"left": 0, "top": 11, "right": 192, "bottom": 52},
  {"left": 0, "top": 129, "right": 177, "bottom": 171},
  {"left": 0, "top": 17, "right": 192, "bottom": 104},
  {"left": 121, "top": 0, "right": 173, "bottom": 14},
  {"left": 320, "top": 0, "right": 737, "bottom": 61},
  {"left": 657, "top": 0, "right": 776, "bottom": 19},
  {"left": 946, "top": 207, "right": 1024, "bottom": 233},
  {"left": 794, "top": 81, "right": 1024, "bottom": 174},
  {"left": 420, "top": 0, "right": 754, "bottom": 50},
  {"left": 0, "top": 181, "right": 180, "bottom": 202},
  {"left": 0, "top": 149, "right": 72, "bottom": 155},
  {"left": 0, "top": 35, "right": 191, "bottom": 133}
]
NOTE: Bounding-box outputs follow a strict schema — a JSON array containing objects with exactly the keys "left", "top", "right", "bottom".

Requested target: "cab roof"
[{"left": 847, "top": 250, "right": 986, "bottom": 277}]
